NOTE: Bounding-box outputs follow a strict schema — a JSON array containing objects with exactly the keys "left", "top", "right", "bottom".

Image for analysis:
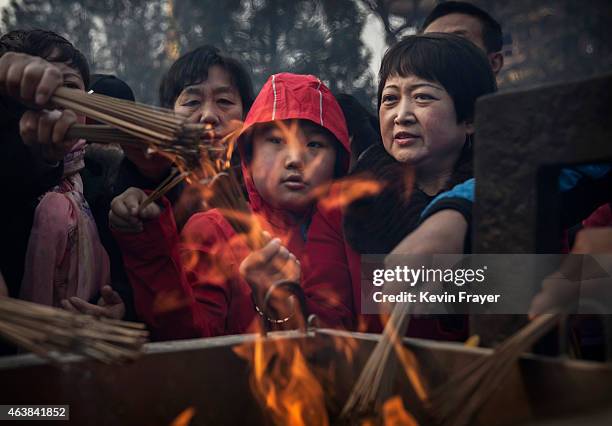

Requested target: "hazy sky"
[
  {"left": 363, "top": 12, "right": 388, "bottom": 78},
  {"left": 0, "top": 0, "right": 388, "bottom": 77}
]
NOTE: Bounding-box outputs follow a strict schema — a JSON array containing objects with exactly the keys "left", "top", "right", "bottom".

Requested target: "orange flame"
[
  {"left": 235, "top": 337, "right": 329, "bottom": 426},
  {"left": 394, "top": 345, "right": 428, "bottom": 402},
  {"left": 152, "top": 289, "right": 192, "bottom": 314},
  {"left": 387, "top": 325, "right": 428, "bottom": 403},
  {"left": 317, "top": 176, "right": 384, "bottom": 211},
  {"left": 382, "top": 396, "right": 419, "bottom": 426},
  {"left": 170, "top": 406, "right": 196, "bottom": 426}
]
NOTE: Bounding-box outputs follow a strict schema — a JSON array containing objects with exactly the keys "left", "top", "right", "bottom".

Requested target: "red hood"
[{"left": 237, "top": 73, "right": 351, "bottom": 225}]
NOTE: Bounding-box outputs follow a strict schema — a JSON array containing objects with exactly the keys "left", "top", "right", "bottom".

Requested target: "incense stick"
[
  {"left": 53, "top": 88, "right": 214, "bottom": 169},
  {"left": 341, "top": 300, "right": 413, "bottom": 418},
  {"left": 0, "top": 296, "right": 148, "bottom": 363},
  {"left": 427, "top": 312, "right": 561, "bottom": 426},
  {"left": 68, "top": 124, "right": 227, "bottom": 163},
  {"left": 137, "top": 170, "right": 189, "bottom": 215},
  {"left": 343, "top": 298, "right": 562, "bottom": 425},
  {"left": 56, "top": 88, "right": 264, "bottom": 247}
]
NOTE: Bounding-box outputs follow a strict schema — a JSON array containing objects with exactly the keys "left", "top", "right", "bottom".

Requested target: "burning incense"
[
  {"left": 68, "top": 124, "right": 226, "bottom": 165},
  {"left": 56, "top": 87, "right": 274, "bottom": 308},
  {"left": 57, "top": 88, "right": 258, "bottom": 242},
  {"left": 344, "top": 303, "right": 562, "bottom": 425},
  {"left": 55, "top": 88, "right": 255, "bottom": 235},
  {"left": 0, "top": 296, "right": 148, "bottom": 363},
  {"left": 53, "top": 87, "right": 218, "bottom": 170},
  {"left": 341, "top": 301, "right": 414, "bottom": 418},
  {"left": 427, "top": 312, "right": 561, "bottom": 426},
  {"left": 137, "top": 169, "right": 190, "bottom": 215}
]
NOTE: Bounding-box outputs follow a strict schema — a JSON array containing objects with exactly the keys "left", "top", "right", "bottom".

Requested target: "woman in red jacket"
[{"left": 110, "top": 73, "right": 350, "bottom": 340}]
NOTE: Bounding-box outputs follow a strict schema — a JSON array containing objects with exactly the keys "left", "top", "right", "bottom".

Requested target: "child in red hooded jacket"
[{"left": 110, "top": 73, "right": 350, "bottom": 340}]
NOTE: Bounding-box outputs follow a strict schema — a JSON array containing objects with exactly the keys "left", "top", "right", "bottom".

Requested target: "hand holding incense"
[
  {"left": 137, "top": 169, "right": 190, "bottom": 216},
  {"left": 53, "top": 88, "right": 218, "bottom": 170},
  {"left": 56, "top": 87, "right": 266, "bottom": 250}
]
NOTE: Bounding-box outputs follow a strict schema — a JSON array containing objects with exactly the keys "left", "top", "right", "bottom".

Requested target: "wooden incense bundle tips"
[
  {"left": 0, "top": 296, "right": 148, "bottom": 364},
  {"left": 55, "top": 88, "right": 263, "bottom": 249},
  {"left": 52, "top": 88, "right": 224, "bottom": 170}
]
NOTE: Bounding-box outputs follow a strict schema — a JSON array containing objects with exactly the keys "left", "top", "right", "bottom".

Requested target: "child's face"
[
  {"left": 173, "top": 65, "right": 244, "bottom": 142},
  {"left": 250, "top": 120, "right": 337, "bottom": 214},
  {"left": 379, "top": 73, "right": 471, "bottom": 170},
  {"left": 53, "top": 62, "right": 85, "bottom": 91}
]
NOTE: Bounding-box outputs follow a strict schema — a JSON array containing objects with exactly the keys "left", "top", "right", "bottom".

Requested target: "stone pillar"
[{"left": 472, "top": 72, "right": 612, "bottom": 345}]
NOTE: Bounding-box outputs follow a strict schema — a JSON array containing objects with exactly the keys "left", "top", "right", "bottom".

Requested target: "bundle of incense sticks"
[
  {"left": 427, "top": 312, "right": 561, "bottom": 426},
  {"left": 53, "top": 87, "right": 267, "bottom": 269},
  {"left": 68, "top": 124, "right": 226, "bottom": 164},
  {"left": 52, "top": 87, "right": 218, "bottom": 170},
  {"left": 343, "top": 302, "right": 561, "bottom": 425},
  {"left": 341, "top": 300, "right": 413, "bottom": 418},
  {"left": 0, "top": 296, "right": 148, "bottom": 364},
  {"left": 54, "top": 86, "right": 248, "bottom": 220}
]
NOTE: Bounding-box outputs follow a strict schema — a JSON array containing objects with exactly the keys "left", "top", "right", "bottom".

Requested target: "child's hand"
[
  {"left": 109, "top": 187, "right": 161, "bottom": 233},
  {"left": 19, "top": 109, "right": 79, "bottom": 163},
  {"left": 0, "top": 52, "right": 63, "bottom": 107},
  {"left": 61, "top": 285, "right": 126, "bottom": 320},
  {"left": 240, "top": 236, "right": 301, "bottom": 307}
]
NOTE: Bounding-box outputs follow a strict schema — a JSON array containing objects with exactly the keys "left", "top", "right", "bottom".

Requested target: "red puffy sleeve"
[
  {"left": 113, "top": 198, "right": 242, "bottom": 340},
  {"left": 302, "top": 204, "right": 357, "bottom": 329}
]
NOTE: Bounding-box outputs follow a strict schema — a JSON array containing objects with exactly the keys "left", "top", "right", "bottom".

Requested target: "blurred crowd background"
[{"left": 1, "top": 0, "right": 611, "bottom": 110}]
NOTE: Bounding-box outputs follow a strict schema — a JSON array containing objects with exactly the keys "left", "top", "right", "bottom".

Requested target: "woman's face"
[
  {"left": 379, "top": 73, "right": 472, "bottom": 170},
  {"left": 125, "top": 65, "right": 245, "bottom": 180},
  {"left": 173, "top": 65, "right": 244, "bottom": 142}
]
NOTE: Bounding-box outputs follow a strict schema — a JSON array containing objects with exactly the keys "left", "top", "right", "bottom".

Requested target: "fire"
[
  {"left": 382, "top": 396, "right": 419, "bottom": 426},
  {"left": 387, "top": 323, "right": 428, "bottom": 403},
  {"left": 170, "top": 406, "right": 196, "bottom": 426},
  {"left": 464, "top": 334, "right": 480, "bottom": 348},
  {"left": 235, "top": 337, "right": 329, "bottom": 426},
  {"left": 152, "top": 289, "right": 191, "bottom": 314},
  {"left": 317, "top": 176, "right": 383, "bottom": 211}
]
